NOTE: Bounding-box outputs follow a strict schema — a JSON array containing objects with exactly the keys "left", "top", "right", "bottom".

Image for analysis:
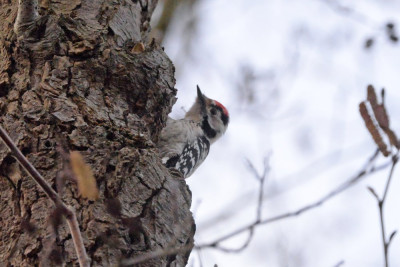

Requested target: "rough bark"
[{"left": 0, "top": 0, "right": 195, "bottom": 266}]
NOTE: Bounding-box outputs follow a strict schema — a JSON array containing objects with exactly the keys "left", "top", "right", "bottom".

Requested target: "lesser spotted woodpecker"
[{"left": 158, "top": 86, "right": 229, "bottom": 178}]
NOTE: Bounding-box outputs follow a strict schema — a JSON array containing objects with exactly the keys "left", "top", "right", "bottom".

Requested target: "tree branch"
[
  {"left": 120, "top": 243, "right": 194, "bottom": 266},
  {"left": 333, "top": 260, "right": 345, "bottom": 267},
  {"left": 382, "top": 155, "right": 397, "bottom": 202},
  {"left": 0, "top": 125, "right": 90, "bottom": 267},
  {"left": 195, "top": 149, "right": 387, "bottom": 250},
  {"left": 14, "top": 0, "right": 39, "bottom": 36},
  {"left": 213, "top": 157, "right": 270, "bottom": 253},
  {"left": 198, "top": 144, "right": 375, "bottom": 233},
  {"left": 319, "top": 0, "right": 376, "bottom": 27},
  {"left": 368, "top": 153, "right": 398, "bottom": 267}
]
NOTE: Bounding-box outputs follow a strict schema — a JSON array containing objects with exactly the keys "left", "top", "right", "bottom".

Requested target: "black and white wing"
[{"left": 157, "top": 118, "right": 210, "bottom": 178}]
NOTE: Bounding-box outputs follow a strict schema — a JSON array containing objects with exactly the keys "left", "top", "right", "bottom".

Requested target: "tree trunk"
[{"left": 0, "top": 0, "right": 195, "bottom": 266}]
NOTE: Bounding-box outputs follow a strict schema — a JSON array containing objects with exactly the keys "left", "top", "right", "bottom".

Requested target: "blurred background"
[{"left": 151, "top": 1, "right": 400, "bottom": 266}]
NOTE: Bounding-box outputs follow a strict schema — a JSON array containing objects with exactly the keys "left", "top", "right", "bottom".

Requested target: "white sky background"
[{"left": 154, "top": 0, "right": 400, "bottom": 266}]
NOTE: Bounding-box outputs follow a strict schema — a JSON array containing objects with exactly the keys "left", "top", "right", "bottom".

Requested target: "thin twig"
[
  {"left": 0, "top": 125, "right": 90, "bottom": 267},
  {"left": 213, "top": 158, "right": 270, "bottom": 253},
  {"left": 319, "top": 0, "right": 377, "bottom": 28},
  {"left": 67, "top": 213, "right": 90, "bottom": 267},
  {"left": 379, "top": 205, "right": 388, "bottom": 267},
  {"left": 120, "top": 244, "right": 194, "bottom": 266},
  {"left": 196, "top": 248, "right": 204, "bottom": 267},
  {"left": 195, "top": 150, "right": 386, "bottom": 250},
  {"left": 369, "top": 153, "right": 398, "bottom": 267},
  {"left": 333, "top": 260, "right": 345, "bottom": 267},
  {"left": 198, "top": 145, "right": 376, "bottom": 233},
  {"left": 382, "top": 155, "right": 398, "bottom": 203},
  {"left": 219, "top": 158, "right": 270, "bottom": 252}
]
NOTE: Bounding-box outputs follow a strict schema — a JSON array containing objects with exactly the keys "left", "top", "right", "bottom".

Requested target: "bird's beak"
[{"left": 197, "top": 85, "right": 207, "bottom": 113}]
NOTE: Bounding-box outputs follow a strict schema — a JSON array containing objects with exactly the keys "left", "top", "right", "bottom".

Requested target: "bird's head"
[{"left": 185, "top": 85, "right": 229, "bottom": 143}]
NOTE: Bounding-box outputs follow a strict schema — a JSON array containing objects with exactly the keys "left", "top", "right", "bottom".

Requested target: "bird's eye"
[{"left": 210, "top": 107, "right": 217, "bottom": 115}]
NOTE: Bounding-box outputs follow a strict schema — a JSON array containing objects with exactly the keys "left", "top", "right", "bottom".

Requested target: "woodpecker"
[{"left": 158, "top": 86, "right": 229, "bottom": 178}]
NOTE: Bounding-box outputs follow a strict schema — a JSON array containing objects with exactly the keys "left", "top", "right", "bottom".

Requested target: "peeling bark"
[{"left": 0, "top": 0, "right": 195, "bottom": 266}]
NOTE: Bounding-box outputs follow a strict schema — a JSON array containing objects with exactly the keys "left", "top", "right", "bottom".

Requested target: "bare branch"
[
  {"left": 367, "top": 186, "right": 379, "bottom": 201},
  {"left": 199, "top": 146, "right": 377, "bottom": 233},
  {"left": 382, "top": 155, "right": 398, "bottom": 202},
  {"left": 388, "top": 231, "right": 397, "bottom": 245},
  {"left": 120, "top": 244, "right": 193, "bottom": 266},
  {"left": 212, "top": 157, "right": 270, "bottom": 253},
  {"left": 333, "top": 260, "right": 345, "bottom": 267},
  {"left": 196, "top": 248, "right": 204, "bottom": 267},
  {"left": 245, "top": 158, "right": 261, "bottom": 181},
  {"left": 195, "top": 149, "right": 386, "bottom": 250},
  {"left": 360, "top": 85, "right": 399, "bottom": 267},
  {"left": 66, "top": 212, "right": 90, "bottom": 267},
  {"left": 379, "top": 205, "right": 388, "bottom": 267},
  {"left": 369, "top": 153, "right": 398, "bottom": 267},
  {"left": 0, "top": 125, "right": 59, "bottom": 203},
  {"left": 0, "top": 125, "right": 90, "bottom": 267},
  {"left": 320, "top": 0, "right": 376, "bottom": 27},
  {"left": 14, "top": 0, "right": 39, "bottom": 36}
]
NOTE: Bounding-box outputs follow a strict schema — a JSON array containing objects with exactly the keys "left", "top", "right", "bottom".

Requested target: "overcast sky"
[{"left": 159, "top": 0, "right": 400, "bottom": 266}]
